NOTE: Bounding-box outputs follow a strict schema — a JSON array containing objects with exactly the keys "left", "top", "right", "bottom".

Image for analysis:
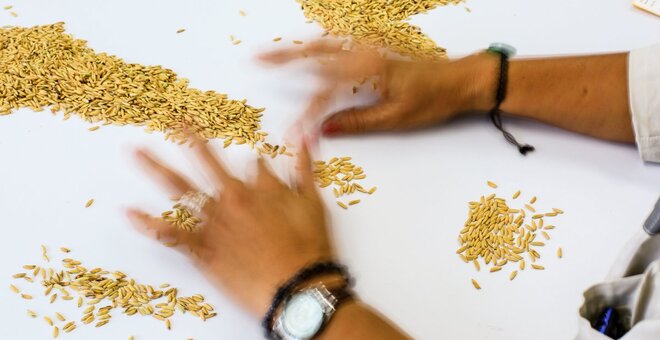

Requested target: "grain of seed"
[
  {"left": 95, "top": 320, "right": 109, "bottom": 328},
  {"left": 176, "top": 29, "right": 186, "bottom": 34},
  {"left": 487, "top": 181, "right": 498, "bottom": 188},
  {"left": 272, "top": 37, "right": 282, "bottom": 42},
  {"left": 9, "top": 11, "right": 16, "bottom": 17},
  {"left": 3, "top": 5, "right": 13, "bottom": 10},
  {"left": 60, "top": 247, "right": 70, "bottom": 253},
  {"left": 239, "top": 10, "right": 246, "bottom": 16},
  {"left": 232, "top": 39, "right": 242, "bottom": 45},
  {"left": 10, "top": 284, "right": 19, "bottom": 293},
  {"left": 55, "top": 312, "right": 66, "bottom": 321},
  {"left": 557, "top": 247, "right": 563, "bottom": 258},
  {"left": 509, "top": 271, "right": 518, "bottom": 281},
  {"left": 53, "top": 326, "right": 59, "bottom": 338},
  {"left": 293, "top": 40, "right": 304, "bottom": 44},
  {"left": 63, "top": 321, "right": 75, "bottom": 332},
  {"left": 88, "top": 126, "right": 100, "bottom": 131},
  {"left": 166, "top": 319, "right": 171, "bottom": 330},
  {"left": 531, "top": 264, "right": 545, "bottom": 270},
  {"left": 50, "top": 294, "right": 58, "bottom": 303},
  {"left": 21, "top": 293, "right": 33, "bottom": 300},
  {"left": 471, "top": 279, "right": 481, "bottom": 290},
  {"left": 529, "top": 196, "right": 537, "bottom": 204},
  {"left": 27, "top": 309, "right": 37, "bottom": 318},
  {"left": 472, "top": 260, "right": 480, "bottom": 271},
  {"left": 525, "top": 204, "right": 536, "bottom": 212},
  {"left": 85, "top": 199, "right": 94, "bottom": 208},
  {"left": 532, "top": 214, "right": 543, "bottom": 219},
  {"left": 553, "top": 208, "right": 564, "bottom": 214},
  {"left": 348, "top": 199, "right": 360, "bottom": 206},
  {"left": 512, "top": 190, "right": 520, "bottom": 199},
  {"left": 489, "top": 266, "right": 502, "bottom": 273},
  {"left": 520, "top": 260, "right": 525, "bottom": 270},
  {"left": 44, "top": 316, "right": 54, "bottom": 326},
  {"left": 541, "top": 231, "right": 551, "bottom": 240}
]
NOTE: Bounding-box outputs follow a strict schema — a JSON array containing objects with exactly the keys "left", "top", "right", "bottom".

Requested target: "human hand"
[
  {"left": 127, "top": 140, "right": 333, "bottom": 316},
  {"left": 260, "top": 40, "right": 496, "bottom": 137}
]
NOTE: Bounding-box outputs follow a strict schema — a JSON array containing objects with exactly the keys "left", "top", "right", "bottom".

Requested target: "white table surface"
[{"left": 1, "top": 1, "right": 659, "bottom": 339}]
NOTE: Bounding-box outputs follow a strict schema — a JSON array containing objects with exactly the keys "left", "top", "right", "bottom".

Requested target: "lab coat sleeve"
[{"left": 629, "top": 44, "right": 660, "bottom": 163}]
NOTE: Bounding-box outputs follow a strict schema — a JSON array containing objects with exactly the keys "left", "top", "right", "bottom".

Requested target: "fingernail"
[{"left": 321, "top": 121, "right": 341, "bottom": 136}]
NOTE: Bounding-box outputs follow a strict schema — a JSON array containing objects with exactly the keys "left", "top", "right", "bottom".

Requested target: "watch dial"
[{"left": 282, "top": 292, "right": 324, "bottom": 338}]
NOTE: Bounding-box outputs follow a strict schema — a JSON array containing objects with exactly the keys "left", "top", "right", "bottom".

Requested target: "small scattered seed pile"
[
  {"left": 162, "top": 203, "right": 202, "bottom": 233},
  {"left": 297, "top": 0, "right": 463, "bottom": 60},
  {"left": 0, "top": 23, "right": 269, "bottom": 148},
  {"left": 314, "top": 157, "right": 376, "bottom": 209},
  {"left": 458, "top": 182, "right": 564, "bottom": 290},
  {"left": 11, "top": 246, "right": 216, "bottom": 337}
]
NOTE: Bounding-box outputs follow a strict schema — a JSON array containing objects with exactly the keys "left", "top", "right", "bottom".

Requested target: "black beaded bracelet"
[
  {"left": 487, "top": 43, "right": 535, "bottom": 155},
  {"left": 261, "top": 261, "right": 353, "bottom": 340}
]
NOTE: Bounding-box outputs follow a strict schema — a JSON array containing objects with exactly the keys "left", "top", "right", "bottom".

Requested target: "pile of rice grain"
[
  {"left": 297, "top": 0, "right": 463, "bottom": 60},
  {"left": 314, "top": 156, "right": 376, "bottom": 209},
  {"left": 458, "top": 182, "right": 564, "bottom": 289},
  {"left": 11, "top": 246, "right": 215, "bottom": 337},
  {"left": 0, "top": 23, "right": 267, "bottom": 147}
]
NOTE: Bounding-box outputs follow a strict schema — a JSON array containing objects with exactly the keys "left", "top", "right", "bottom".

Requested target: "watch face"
[{"left": 282, "top": 292, "right": 324, "bottom": 339}]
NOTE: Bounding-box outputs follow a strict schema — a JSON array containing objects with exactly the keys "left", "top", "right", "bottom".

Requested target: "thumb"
[{"left": 321, "top": 102, "right": 401, "bottom": 136}]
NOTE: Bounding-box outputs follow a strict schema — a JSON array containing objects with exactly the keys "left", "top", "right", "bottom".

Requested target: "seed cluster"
[
  {"left": 0, "top": 23, "right": 269, "bottom": 148},
  {"left": 297, "top": 0, "right": 463, "bottom": 60},
  {"left": 314, "top": 157, "right": 376, "bottom": 209},
  {"left": 458, "top": 182, "right": 564, "bottom": 290},
  {"left": 162, "top": 204, "right": 202, "bottom": 233},
  {"left": 11, "top": 246, "right": 216, "bottom": 338}
]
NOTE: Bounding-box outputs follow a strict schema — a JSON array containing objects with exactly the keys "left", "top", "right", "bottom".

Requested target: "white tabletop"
[{"left": 1, "top": 1, "right": 659, "bottom": 339}]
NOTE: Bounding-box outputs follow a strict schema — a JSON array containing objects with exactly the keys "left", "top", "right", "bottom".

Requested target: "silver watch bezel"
[{"left": 273, "top": 283, "right": 338, "bottom": 340}]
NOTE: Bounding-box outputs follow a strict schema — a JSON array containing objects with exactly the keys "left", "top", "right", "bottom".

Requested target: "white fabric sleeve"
[{"left": 629, "top": 44, "right": 660, "bottom": 163}]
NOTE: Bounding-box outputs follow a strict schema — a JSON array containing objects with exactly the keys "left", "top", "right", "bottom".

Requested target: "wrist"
[
  {"left": 261, "top": 261, "right": 353, "bottom": 339},
  {"left": 458, "top": 53, "right": 500, "bottom": 112}
]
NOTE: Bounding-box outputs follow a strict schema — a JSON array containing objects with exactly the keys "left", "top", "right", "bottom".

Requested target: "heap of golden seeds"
[
  {"left": 297, "top": 0, "right": 463, "bottom": 60},
  {"left": 11, "top": 246, "right": 216, "bottom": 337},
  {"left": 314, "top": 157, "right": 376, "bottom": 209},
  {"left": 458, "top": 182, "right": 564, "bottom": 290},
  {"left": 0, "top": 23, "right": 269, "bottom": 148}
]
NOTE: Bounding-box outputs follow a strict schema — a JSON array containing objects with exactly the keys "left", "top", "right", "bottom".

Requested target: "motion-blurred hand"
[
  {"left": 260, "top": 40, "right": 496, "bottom": 137},
  {"left": 127, "top": 140, "right": 333, "bottom": 316}
]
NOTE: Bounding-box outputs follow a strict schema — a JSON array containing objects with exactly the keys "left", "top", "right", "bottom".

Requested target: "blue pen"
[{"left": 594, "top": 307, "right": 622, "bottom": 338}]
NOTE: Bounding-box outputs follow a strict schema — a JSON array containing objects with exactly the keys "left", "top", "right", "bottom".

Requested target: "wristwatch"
[{"left": 273, "top": 283, "right": 339, "bottom": 340}]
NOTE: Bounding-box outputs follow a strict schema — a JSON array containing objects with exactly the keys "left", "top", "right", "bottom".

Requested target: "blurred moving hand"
[
  {"left": 127, "top": 141, "right": 333, "bottom": 316},
  {"left": 260, "top": 40, "right": 496, "bottom": 137}
]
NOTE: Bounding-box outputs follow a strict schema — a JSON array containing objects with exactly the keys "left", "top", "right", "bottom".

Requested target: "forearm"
[
  {"left": 320, "top": 300, "right": 410, "bottom": 340},
  {"left": 497, "top": 53, "right": 634, "bottom": 143}
]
